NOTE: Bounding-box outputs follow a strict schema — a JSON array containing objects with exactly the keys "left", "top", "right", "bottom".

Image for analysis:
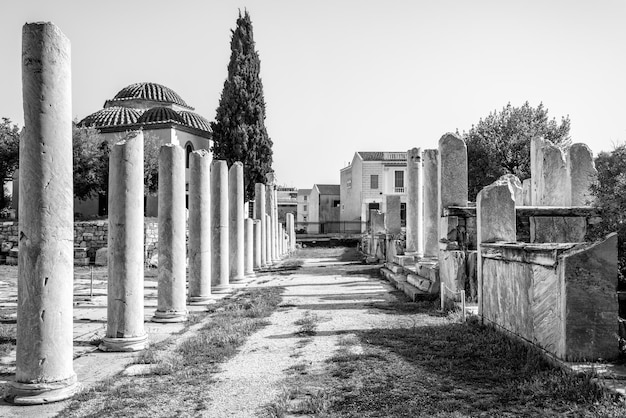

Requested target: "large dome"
[
  {"left": 179, "top": 111, "right": 211, "bottom": 132},
  {"left": 108, "top": 82, "right": 190, "bottom": 108},
  {"left": 79, "top": 106, "right": 142, "bottom": 128},
  {"left": 137, "top": 106, "right": 185, "bottom": 125}
]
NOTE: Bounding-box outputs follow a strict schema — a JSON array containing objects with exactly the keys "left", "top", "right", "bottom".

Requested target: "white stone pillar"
[
  {"left": 279, "top": 222, "right": 285, "bottom": 255},
  {"left": 101, "top": 132, "right": 148, "bottom": 351},
  {"left": 211, "top": 160, "right": 230, "bottom": 290},
  {"left": 477, "top": 179, "right": 517, "bottom": 317},
  {"left": 8, "top": 22, "right": 79, "bottom": 404},
  {"left": 286, "top": 213, "right": 295, "bottom": 253},
  {"left": 265, "top": 213, "right": 272, "bottom": 266},
  {"left": 406, "top": 147, "right": 423, "bottom": 256},
  {"left": 254, "top": 183, "right": 267, "bottom": 267},
  {"left": 244, "top": 218, "right": 254, "bottom": 275},
  {"left": 153, "top": 144, "right": 187, "bottom": 322},
  {"left": 266, "top": 183, "right": 278, "bottom": 262},
  {"left": 229, "top": 162, "right": 245, "bottom": 282},
  {"left": 253, "top": 219, "right": 262, "bottom": 269},
  {"left": 188, "top": 149, "right": 212, "bottom": 303},
  {"left": 423, "top": 149, "right": 438, "bottom": 258}
]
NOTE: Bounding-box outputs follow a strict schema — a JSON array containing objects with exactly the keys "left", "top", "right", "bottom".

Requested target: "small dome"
[
  {"left": 109, "top": 82, "right": 190, "bottom": 108},
  {"left": 178, "top": 111, "right": 211, "bottom": 132},
  {"left": 137, "top": 107, "right": 184, "bottom": 125},
  {"left": 78, "top": 106, "right": 142, "bottom": 128}
]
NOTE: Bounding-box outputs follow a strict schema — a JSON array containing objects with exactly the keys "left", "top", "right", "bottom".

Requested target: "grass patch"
[
  {"left": 294, "top": 311, "right": 319, "bottom": 336},
  {"left": 58, "top": 286, "right": 284, "bottom": 417},
  {"left": 0, "top": 323, "right": 16, "bottom": 356}
]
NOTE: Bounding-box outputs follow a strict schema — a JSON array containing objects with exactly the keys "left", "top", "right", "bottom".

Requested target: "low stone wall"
[
  {"left": 0, "top": 219, "right": 160, "bottom": 263},
  {"left": 480, "top": 234, "right": 618, "bottom": 361}
]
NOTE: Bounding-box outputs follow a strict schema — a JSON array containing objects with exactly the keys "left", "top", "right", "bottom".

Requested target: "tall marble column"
[
  {"left": 229, "top": 162, "right": 245, "bottom": 282},
  {"left": 244, "top": 218, "right": 254, "bottom": 275},
  {"left": 423, "top": 149, "right": 439, "bottom": 258},
  {"left": 153, "top": 144, "right": 187, "bottom": 322},
  {"left": 7, "top": 22, "right": 78, "bottom": 404},
  {"left": 188, "top": 149, "right": 212, "bottom": 303},
  {"left": 211, "top": 160, "right": 230, "bottom": 290},
  {"left": 265, "top": 213, "right": 272, "bottom": 266},
  {"left": 266, "top": 183, "right": 278, "bottom": 262},
  {"left": 253, "top": 219, "right": 262, "bottom": 269},
  {"left": 254, "top": 183, "right": 267, "bottom": 267},
  {"left": 100, "top": 132, "right": 148, "bottom": 352},
  {"left": 286, "top": 213, "right": 295, "bottom": 253},
  {"left": 406, "top": 148, "right": 423, "bottom": 256}
]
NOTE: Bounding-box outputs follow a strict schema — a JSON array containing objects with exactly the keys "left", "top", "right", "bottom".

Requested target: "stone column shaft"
[
  {"left": 406, "top": 147, "right": 423, "bottom": 256},
  {"left": 254, "top": 184, "right": 267, "bottom": 266},
  {"left": 211, "top": 160, "right": 230, "bottom": 289},
  {"left": 253, "top": 220, "right": 262, "bottom": 269},
  {"left": 188, "top": 150, "right": 212, "bottom": 303},
  {"left": 266, "top": 184, "right": 278, "bottom": 262},
  {"left": 154, "top": 144, "right": 187, "bottom": 322},
  {"left": 101, "top": 132, "right": 147, "bottom": 351},
  {"left": 229, "top": 163, "right": 245, "bottom": 282},
  {"left": 286, "top": 213, "right": 295, "bottom": 253},
  {"left": 9, "top": 22, "right": 78, "bottom": 404},
  {"left": 423, "top": 149, "right": 439, "bottom": 257},
  {"left": 265, "top": 213, "right": 272, "bottom": 266},
  {"left": 245, "top": 218, "right": 254, "bottom": 275}
]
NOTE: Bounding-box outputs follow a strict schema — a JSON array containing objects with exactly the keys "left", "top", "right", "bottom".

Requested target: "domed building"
[{"left": 76, "top": 82, "right": 213, "bottom": 217}]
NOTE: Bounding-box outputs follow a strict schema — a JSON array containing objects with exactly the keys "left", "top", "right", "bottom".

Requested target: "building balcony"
[{"left": 394, "top": 187, "right": 405, "bottom": 193}]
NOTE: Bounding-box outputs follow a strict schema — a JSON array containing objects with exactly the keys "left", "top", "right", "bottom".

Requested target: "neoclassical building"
[{"left": 77, "top": 82, "right": 213, "bottom": 217}]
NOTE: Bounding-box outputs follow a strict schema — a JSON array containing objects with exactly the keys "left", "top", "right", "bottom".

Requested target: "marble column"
[
  {"left": 8, "top": 22, "right": 79, "bottom": 404},
  {"left": 244, "top": 218, "right": 254, "bottom": 275},
  {"left": 254, "top": 183, "right": 267, "bottom": 267},
  {"left": 253, "top": 219, "right": 262, "bottom": 269},
  {"left": 188, "top": 149, "right": 212, "bottom": 303},
  {"left": 265, "top": 213, "right": 272, "bottom": 266},
  {"left": 211, "top": 160, "right": 230, "bottom": 290},
  {"left": 406, "top": 147, "right": 423, "bottom": 256},
  {"left": 266, "top": 183, "right": 278, "bottom": 262},
  {"left": 153, "top": 144, "right": 187, "bottom": 322},
  {"left": 229, "top": 162, "right": 245, "bottom": 282},
  {"left": 423, "top": 149, "right": 439, "bottom": 258},
  {"left": 286, "top": 213, "right": 295, "bottom": 253},
  {"left": 101, "top": 131, "right": 148, "bottom": 351}
]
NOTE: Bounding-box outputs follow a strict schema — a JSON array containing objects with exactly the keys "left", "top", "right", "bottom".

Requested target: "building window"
[
  {"left": 394, "top": 171, "right": 404, "bottom": 193},
  {"left": 303, "top": 205, "right": 308, "bottom": 212},
  {"left": 304, "top": 196, "right": 308, "bottom": 201},
  {"left": 371, "top": 174, "right": 379, "bottom": 189},
  {"left": 333, "top": 200, "right": 340, "bottom": 207},
  {"left": 400, "top": 202, "right": 406, "bottom": 227},
  {"left": 185, "top": 142, "right": 194, "bottom": 168}
]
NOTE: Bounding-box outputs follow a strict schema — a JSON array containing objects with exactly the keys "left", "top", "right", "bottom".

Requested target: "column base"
[
  {"left": 99, "top": 333, "right": 149, "bottom": 352},
  {"left": 188, "top": 295, "right": 214, "bottom": 305},
  {"left": 5, "top": 374, "right": 79, "bottom": 405},
  {"left": 211, "top": 285, "right": 232, "bottom": 294},
  {"left": 152, "top": 309, "right": 188, "bottom": 323}
]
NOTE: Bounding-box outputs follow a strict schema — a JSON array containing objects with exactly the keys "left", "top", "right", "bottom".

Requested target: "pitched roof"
[{"left": 315, "top": 184, "right": 340, "bottom": 195}]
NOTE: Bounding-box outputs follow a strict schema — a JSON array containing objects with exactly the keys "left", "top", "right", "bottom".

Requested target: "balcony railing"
[{"left": 394, "top": 187, "right": 405, "bottom": 193}]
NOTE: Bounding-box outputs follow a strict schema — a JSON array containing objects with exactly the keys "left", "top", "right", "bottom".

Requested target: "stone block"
[
  {"left": 371, "top": 211, "right": 385, "bottom": 235},
  {"left": 531, "top": 137, "right": 569, "bottom": 206},
  {"left": 477, "top": 179, "right": 516, "bottom": 244},
  {"left": 568, "top": 143, "right": 597, "bottom": 206},
  {"left": 74, "top": 258, "right": 90, "bottom": 266},
  {"left": 438, "top": 133, "right": 468, "bottom": 213},
  {"left": 439, "top": 250, "right": 466, "bottom": 299},
  {"left": 74, "top": 248, "right": 87, "bottom": 258},
  {"left": 466, "top": 250, "right": 477, "bottom": 300},
  {"left": 1, "top": 241, "right": 13, "bottom": 252},
  {"left": 407, "top": 273, "right": 438, "bottom": 293},
  {"left": 384, "top": 195, "right": 402, "bottom": 234},
  {"left": 95, "top": 247, "right": 107, "bottom": 266}
]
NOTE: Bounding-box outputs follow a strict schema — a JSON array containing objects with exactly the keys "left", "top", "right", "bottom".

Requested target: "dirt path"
[{"left": 201, "top": 247, "right": 447, "bottom": 417}]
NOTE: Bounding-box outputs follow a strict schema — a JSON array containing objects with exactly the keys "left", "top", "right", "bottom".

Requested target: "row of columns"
[{"left": 9, "top": 21, "right": 296, "bottom": 405}]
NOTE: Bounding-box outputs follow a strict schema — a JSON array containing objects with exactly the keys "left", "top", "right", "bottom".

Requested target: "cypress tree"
[{"left": 211, "top": 10, "right": 273, "bottom": 201}]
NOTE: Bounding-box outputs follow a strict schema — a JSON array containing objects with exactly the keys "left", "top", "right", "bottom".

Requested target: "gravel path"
[{"left": 201, "top": 249, "right": 446, "bottom": 417}]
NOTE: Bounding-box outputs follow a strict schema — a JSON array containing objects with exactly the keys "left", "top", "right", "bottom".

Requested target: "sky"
[{"left": 1, "top": 0, "right": 625, "bottom": 189}]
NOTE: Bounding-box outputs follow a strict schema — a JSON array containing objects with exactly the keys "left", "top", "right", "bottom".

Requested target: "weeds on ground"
[
  {"left": 58, "top": 286, "right": 284, "bottom": 418},
  {"left": 294, "top": 311, "right": 319, "bottom": 336}
]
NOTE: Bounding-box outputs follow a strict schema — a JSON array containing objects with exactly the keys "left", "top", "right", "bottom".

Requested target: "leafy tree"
[
  {"left": 144, "top": 132, "right": 160, "bottom": 195},
  {"left": 464, "top": 102, "right": 571, "bottom": 200},
  {"left": 73, "top": 124, "right": 109, "bottom": 201},
  {"left": 589, "top": 144, "right": 626, "bottom": 288},
  {"left": 0, "top": 118, "right": 20, "bottom": 210},
  {"left": 211, "top": 10, "right": 273, "bottom": 201}
]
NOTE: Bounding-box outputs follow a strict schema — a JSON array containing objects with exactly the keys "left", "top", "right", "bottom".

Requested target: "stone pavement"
[{"left": 0, "top": 265, "right": 235, "bottom": 418}]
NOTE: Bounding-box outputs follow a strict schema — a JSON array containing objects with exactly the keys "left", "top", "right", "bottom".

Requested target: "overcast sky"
[{"left": 1, "top": 0, "right": 625, "bottom": 189}]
